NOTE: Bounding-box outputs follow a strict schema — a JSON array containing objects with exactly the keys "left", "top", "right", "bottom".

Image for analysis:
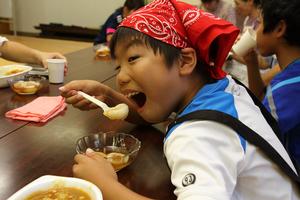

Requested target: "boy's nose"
[{"left": 117, "top": 67, "right": 130, "bottom": 86}]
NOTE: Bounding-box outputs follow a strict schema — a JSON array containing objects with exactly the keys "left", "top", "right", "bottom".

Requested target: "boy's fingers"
[
  {"left": 60, "top": 81, "right": 84, "bottom": 93},
  {"left": 86, "top": 148, "right": 96, "bottom": 157},
  {"left": 73, "top": 99, "right": 93, "bottom": 110},
  {"left": 64, "top": 95, "right": 80, "bottom": 104},
  {"left": 74, "top": 153, "right": 87, "bottom": 164},
  {"left": 87, "top": 151, "right": 108, "bottom": 162}
]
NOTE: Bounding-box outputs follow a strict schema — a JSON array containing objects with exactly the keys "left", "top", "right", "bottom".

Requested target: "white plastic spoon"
[{"left": 77, "top": 91, "right": 129, "bottom": 120}]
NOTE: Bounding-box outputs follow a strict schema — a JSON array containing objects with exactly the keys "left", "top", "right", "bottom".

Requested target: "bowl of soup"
[
  {"left": 76, "top": 132, "right": 141, "bottom": 171},
  {"left": 7, "top": 175, "right": 102, "bottom": 200}
]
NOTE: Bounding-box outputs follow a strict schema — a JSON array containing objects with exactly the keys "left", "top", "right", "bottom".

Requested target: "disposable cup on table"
[{"left": 47, "top": 59, "right": 65, "bottom": 84}]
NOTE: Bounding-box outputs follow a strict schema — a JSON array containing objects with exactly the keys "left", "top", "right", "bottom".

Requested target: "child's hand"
[
  {"left": 230, "top": 51, "right": 245, "bottom": 64},
  {"left": 38, "top": 51, "right": 68, "bottom": 74},
  {"left": 60, "top": 80, "right": 145, "bottom": 124},
  {"left": 243, "top": 48, "right": 258, "bottom": 66},
  {"left": 59, "top": 80, "right": 109, "bottom": 110},
  {"left": 73, "top": 149, "right": 118, "bottom": 188}
]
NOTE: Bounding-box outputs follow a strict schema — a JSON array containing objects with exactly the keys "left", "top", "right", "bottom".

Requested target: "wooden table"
[
  {"left": 0, "top": 47, "right": 116, "bottom": 138},
  {"left": 0, "top": 47, "right": 175, "bottom": 199}
]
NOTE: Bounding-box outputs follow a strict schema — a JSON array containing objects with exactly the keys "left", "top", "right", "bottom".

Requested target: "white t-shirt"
[
  {"left": 164, "top": 76, "right": 300, "bottom": 200},
  {"left": 0, "top": 36, "right": 8, "bottom": 57}
]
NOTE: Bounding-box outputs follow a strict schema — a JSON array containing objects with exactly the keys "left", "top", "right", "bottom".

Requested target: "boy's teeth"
[{"left": 126, "top": 92, "right": 139, "bottom": 98}]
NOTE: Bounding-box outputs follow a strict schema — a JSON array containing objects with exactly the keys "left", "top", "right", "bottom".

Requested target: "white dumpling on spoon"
[{"left": 77, "top": 91, "right": 129, "bottom": 120}]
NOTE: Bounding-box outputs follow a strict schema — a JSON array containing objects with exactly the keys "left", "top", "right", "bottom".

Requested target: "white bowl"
[
  {"left": 0, "top": 64, "right": 32, "bottom": 88},
  {"left": 7, "top": 175, "right": 103, "bottom": 200}
]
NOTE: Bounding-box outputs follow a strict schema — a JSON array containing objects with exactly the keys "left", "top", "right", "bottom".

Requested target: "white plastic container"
[{"left": 47, "top": 59, "right": 65, "bottom": 84}]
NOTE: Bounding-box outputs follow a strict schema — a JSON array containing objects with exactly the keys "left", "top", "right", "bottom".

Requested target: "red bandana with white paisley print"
[{"left": 120, "top": 0, "right": 239, "bottom": 79}]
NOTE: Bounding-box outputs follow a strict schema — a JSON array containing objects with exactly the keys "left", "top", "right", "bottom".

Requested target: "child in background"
[
  {"left": 93, "top": 0, "right": 145, "bottom": 46},
  {"left": 230, "top": 0, "right": 261, "bottom": 65},
  {"left": 244, "top": 0, "right": 300, "bottom": 168},
  {"left": 233, "top": 0, "right": 274, "bottom": 68},
  {"left": 234, "top": 0, "right": 260, "bottom": 31},
  {"left": 227, "top": 0, "right": 276, "bottom": 85},
  {"left": 60, "top": 0, "right": 299, "bottom": 199},
  {"left": 200, "top": 0, "right": 243, "bottom": 29}
]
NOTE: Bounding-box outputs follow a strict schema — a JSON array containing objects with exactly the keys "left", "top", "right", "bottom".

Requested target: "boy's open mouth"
[{"left": 127, "top": 92, "right": 146, "bottom": 108}]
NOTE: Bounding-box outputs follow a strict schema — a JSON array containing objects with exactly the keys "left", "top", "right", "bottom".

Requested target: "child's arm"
[
  {"left": 243, "top": 49, "right": 266, "bottom": 100},
  {"left": 73, "top": 150, "right": 152, "bottom": 200},
  {"left": 0, "top": 40, "right": 66, "bottom": 68},
  {"left": 59, "top": 80, "right": 147, "bottom": 124},
  {"left": 104, "top": 12, "right": 120, "bottom": 44},
  {"left": 106, "top": 34, "right": 114, "bottom": 43}
]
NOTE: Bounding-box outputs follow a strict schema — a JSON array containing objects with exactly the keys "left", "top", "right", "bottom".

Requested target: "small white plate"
[
  {"left": 7, "top": 175, "right": 103, "bottom": 200},
  {"left": 0, "top": 64, "right": 32, "bottom": 88}
]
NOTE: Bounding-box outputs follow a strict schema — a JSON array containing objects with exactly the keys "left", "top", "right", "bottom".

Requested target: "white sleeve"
[
  {"left": 0, "top": 36, "right": 9, "bottom": 57},
  {"left": 0, "top": 36, "right": 8, "bottom": 46},
  {"left": 164, "top": 120, "right": 245, "bottom": 200}
]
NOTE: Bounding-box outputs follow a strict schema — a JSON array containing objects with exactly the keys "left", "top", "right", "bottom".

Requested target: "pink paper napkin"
[{"left": 5, "top": 96, "right": 67, "bottom": 122}]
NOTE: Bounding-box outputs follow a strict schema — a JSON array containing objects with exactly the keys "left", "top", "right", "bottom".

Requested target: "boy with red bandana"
[{"left": 60, "top": 0, "right": 299, "bottom": 199}]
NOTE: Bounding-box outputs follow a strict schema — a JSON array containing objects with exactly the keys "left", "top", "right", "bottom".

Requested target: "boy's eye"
[{"left": 128, "top": 56, "right": 139, "bottom": 62}]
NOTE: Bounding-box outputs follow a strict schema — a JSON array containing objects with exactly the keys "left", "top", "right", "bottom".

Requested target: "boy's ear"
[
  {"left": 178, "top": 48, "right": 197, "bottom": 76},
  {"left": 274, "top": 20, "right": 287, "bottom": 38}
]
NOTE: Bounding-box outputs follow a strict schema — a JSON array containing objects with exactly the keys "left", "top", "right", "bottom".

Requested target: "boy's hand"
[
  {"left": 60, "top": 80, "right": 145, "bottom": 124},
  {"left": 59, "top": 80, "right": 109, "bottom": 110},
  {"left": 73, "top": 149, "right": 118, "bottom": 187},
  {"left": 243, "top": 48, "right": 258, "bottom": 66},
  {"left": 230, "top": 50, "right": 246, "bottom": 64}
]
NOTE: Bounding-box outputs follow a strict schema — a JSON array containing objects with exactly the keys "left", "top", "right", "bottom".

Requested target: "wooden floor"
[{"left": 0, "top": 34, "right": 92, "bottom": 66}]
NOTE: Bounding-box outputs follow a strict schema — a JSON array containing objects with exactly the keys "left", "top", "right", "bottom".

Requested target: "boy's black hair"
[
  {"left": 201, "top": 0, "right": 219, "bottom": 3},
  {"left": 261, "top": 0, "right": 300, "bottom": 47},
  {"left": 124, "top": 0, "right": 145, "bottom": 11},
  {"left": 109, "top": 27, "right": 214, "bottom": 81},
  {"left": 109, "top": 27, "right": 181, "bottom": 68},
  {"left": 241, "top": 0, "right": 261, "bottom": 7}
]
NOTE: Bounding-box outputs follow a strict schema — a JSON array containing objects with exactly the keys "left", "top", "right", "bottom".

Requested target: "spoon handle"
[{"left": 77, "top": 91, "right": 109, "bottom": 110}]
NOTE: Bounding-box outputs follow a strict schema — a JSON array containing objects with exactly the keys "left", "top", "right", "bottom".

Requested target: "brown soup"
[
  {"left": 25, "top": 187, "right": 91, "bottom": 200},
  {"left": 12, "top": 81, "right": 40, "bottom": 94}
]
